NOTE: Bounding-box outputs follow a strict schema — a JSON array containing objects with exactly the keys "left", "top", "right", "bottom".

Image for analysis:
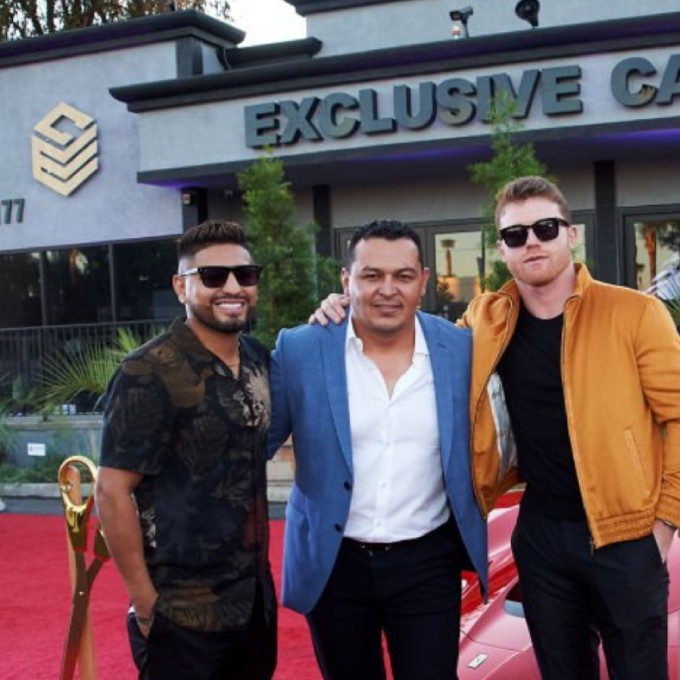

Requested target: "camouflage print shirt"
[{"left": 99, "top": 318, "right": 275, "bottom": 632}]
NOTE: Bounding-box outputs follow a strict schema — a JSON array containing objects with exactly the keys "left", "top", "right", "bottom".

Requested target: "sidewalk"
[{"left": 2, "top": 495, "right": 66, "bottom": 515}]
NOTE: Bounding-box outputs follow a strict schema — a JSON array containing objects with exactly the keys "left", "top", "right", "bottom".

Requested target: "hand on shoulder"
[{"left": 308, "top": 293, "right": 350, "bottom": 326}]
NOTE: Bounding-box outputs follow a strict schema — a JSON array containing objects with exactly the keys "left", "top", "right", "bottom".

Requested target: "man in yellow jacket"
[
  {"left": 460, "top": 176, "right": 680, "bottom": 680},
  {"left": 314, "top": 176, "right": 680, "bottom": 679}
]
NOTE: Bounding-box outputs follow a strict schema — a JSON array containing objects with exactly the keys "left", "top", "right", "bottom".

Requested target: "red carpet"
[{"left": 0, "top": 514, "right": 320, "bottom": 680}]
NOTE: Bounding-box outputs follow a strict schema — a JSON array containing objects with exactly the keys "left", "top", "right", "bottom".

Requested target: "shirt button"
[
  {"left": 343, "top": 481, "right": 352, "bottom": 490},
  {"left": 334, "top": 523, "right": 343, "bottom": 532}
]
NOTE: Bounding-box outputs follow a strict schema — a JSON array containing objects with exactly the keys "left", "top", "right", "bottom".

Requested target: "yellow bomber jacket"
[{"left": 460, "top": 264, "right": 680, "bottom": 548}]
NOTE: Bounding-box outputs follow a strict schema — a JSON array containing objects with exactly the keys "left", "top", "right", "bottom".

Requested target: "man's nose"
[
  {"left": 222, "top": 271, "right": 242, "bottom": 291},
  {"left": 379, "top": 276, "right": 397, "bottom": 294},
  {"left": 525, "top": 226, "right": 541, "bottom": 246}
]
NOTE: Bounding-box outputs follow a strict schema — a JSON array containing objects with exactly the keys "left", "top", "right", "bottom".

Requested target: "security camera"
[
  {"left": 449, "top": 5, "right": 473, "bottom": 22},
  {"left": 515, "top": 0, "right": 540, "bottom": 28}
]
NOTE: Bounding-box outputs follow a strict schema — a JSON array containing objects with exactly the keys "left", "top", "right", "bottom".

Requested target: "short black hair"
[
  {"left": 346, "top": 219, "right": 423, "bottom": 268},
  {"left": 178, "top": 220, "right": 250, "bottom": 262}
]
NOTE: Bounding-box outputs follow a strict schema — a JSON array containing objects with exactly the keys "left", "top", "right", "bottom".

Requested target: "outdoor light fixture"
[
  {"left": 182, "top": 189, "right": 196, "bottom": 206},
  {"left": 450, "top": 6, "right": 473, "bottom": 39},
  {"left": 515, "top": 0, "right": 540, "bottom": 28}
]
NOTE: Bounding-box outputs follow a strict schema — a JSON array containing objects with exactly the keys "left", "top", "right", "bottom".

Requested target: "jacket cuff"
[{"left": 656, "top": 495, "right": 680, "bottom": 531}]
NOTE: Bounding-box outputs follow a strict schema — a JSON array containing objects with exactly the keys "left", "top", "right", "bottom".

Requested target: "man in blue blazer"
[{"left": 268, "top": 220, "right": 487, "bottom": 680}]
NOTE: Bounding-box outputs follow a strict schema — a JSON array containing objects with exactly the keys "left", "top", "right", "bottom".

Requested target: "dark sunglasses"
[
  {"left": 180, "top": 265, "right": 263, "bottom": 288},
  {"left": 499, "top": 217, "right": 570, "bottom": 248}
]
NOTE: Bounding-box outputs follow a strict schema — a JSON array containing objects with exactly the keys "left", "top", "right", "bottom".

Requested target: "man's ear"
[
  {"left": 567, "top": 225, "right": 578, "bottom": 250},
  {"left": 341, "top": 267, "right": 350, "bottom": 295},
  {"left": 172, "top": 274, "right": 187, "bottom": 305},
  {"left": 497, "top": 240, "right": 508, "bottom": 264},
  {"left": 420, "top": 267, "right": 431, "bottom": 296}
]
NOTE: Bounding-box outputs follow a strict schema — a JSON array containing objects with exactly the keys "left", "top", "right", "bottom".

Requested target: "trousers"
[
  {"left": 127, "top": 589, "right": 276, "bottom": 680},
  {"left": 512, "top": 508, "right": 669, "bottom": 680},
  {"left": 306, "top": 520, "right": 467, "bottom": 680}
]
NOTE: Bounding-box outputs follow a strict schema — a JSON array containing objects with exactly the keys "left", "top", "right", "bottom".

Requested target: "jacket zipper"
[
  {"left": 561, "top": 290, "right": 596, "bottom": 549},
  {"left": 471, "top": 295, "right": 517, "bottom": 518}
]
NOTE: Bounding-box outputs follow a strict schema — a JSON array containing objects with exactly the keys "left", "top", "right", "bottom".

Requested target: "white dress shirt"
[{"left": 343, "top": 316, "right": 450, "bottom": 542}]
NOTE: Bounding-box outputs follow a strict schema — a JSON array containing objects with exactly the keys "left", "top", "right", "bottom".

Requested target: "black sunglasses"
[
  {"left": 180, "top": 265, "right": 263, "bottom": 288},
  {"left": 499, "top": 218, "right": 570, "bottom": 248}
]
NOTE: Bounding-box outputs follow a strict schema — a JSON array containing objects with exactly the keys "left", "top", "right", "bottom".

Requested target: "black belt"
[{"left": 343, "top": 522, "right": 449, "bottom": 556}]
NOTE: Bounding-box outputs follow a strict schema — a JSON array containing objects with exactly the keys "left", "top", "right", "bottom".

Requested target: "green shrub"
[
  {"left": 0, "top": 454, "right": 94, "bottom": 483},
  {"left": 238, "top": 154, "right": 340, "bottom": 348},
  {"left": 469, "top": 93, "right": 552, "bottom": 291}
]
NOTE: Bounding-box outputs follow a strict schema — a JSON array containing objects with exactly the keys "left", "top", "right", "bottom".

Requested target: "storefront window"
[
  {"left": 43, "top": 246, "right": 112, "bottom": 324},
  {"left": 0, "top": 252, "right": 42, "bottom": 328},
  {"left": 114, "top": 239, "right": 183, "bottom": 321},
  {"left": 631, "top": 220, "right": 679, "bottom": 291},
  {"left": 434, "top": 231, "right": 485, "bottom": 319},
  {"left": 0, "top": 239, "right": 184, "bottom": 328}
]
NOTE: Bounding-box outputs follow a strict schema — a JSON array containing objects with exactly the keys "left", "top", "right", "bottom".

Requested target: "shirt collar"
[{"left": 345, "top": 312, "right": 429, "bottom": 357}]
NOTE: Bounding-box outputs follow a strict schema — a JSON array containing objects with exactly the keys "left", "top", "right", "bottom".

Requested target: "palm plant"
[
  {"left": 0, "top": 399, "right": 15, "bottom": 462},
  {"left": 38, "top": 327, "right": 143, "bottom": 413},
  {"left": 0, "top": 374, "right": 17, "bottom": 461}
]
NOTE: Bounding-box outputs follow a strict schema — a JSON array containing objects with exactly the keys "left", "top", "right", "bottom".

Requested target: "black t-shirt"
[{"left": 497, "top": 304, "right": 586, "bottom": 521}]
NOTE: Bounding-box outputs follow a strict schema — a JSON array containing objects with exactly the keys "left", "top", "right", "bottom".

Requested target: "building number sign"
[{"left": 1, "top": 198, "right": 25, "bottom": 224}]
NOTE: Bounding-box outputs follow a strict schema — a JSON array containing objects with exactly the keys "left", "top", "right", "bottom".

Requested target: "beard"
[
  {"left": 187, "top": 301, "right": 251, "bottom": 335},
  {"left": 505, "top": 249, "right": 573, "bottom": 289}
]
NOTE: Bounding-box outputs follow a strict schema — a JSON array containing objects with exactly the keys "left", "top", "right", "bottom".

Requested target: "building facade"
[{"left": 1, "top": 0, "right": 680, "bottom": 390}]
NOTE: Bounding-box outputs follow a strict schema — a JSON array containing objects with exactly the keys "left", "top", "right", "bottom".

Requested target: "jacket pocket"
[
  {"left": 285, "top": 501, "right": 307, "bottom": 528},
  {"left": 623, "top": 428, "right": 651, "bottom": 498}
]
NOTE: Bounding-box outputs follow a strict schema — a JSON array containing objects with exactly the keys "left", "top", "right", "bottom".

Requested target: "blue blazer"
[{"left": 268, "top": 311, "right": 488, "bottom": 614}]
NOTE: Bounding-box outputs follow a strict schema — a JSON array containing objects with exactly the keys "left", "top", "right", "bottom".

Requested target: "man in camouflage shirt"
[{"left": 96, "top": 220, "right": 276, "bottom": 680}]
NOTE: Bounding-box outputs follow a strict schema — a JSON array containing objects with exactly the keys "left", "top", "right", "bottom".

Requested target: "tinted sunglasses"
[
  {"left": 499, "top": 217, "right": 570, "bottom": 248},
  {"left": 180, "top": 265, "right": 263, "bottom": 288}
]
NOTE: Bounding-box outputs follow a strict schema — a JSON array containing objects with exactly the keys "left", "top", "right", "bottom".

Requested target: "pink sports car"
[{"left": 459, "top": 490, "right": 679, "bottom": 679}]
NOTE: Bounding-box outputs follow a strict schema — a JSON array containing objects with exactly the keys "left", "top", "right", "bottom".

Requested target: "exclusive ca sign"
[
  {"left": 244, "top": 54, "right": 680, "bottom": 149},
  {"left": 32, "top": 103, "right": 99, "bottom": 197}
]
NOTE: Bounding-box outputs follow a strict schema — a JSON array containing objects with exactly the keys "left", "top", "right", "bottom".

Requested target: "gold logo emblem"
[{"left": 32, "top": 103, "right": 99, "bottom": 196}]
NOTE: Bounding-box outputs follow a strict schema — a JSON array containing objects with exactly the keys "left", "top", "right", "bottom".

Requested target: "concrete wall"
[
  {"left": 328, "top": 166, "right": 599, "bottom": 230},
  {"left": 2, "top": 415, "right": 102, "bottom": 467},
  {"left": 0, "top": 42, "right": 181, "bottom": 253},
  {"left": 1, "top": 415, "right": 294, "bottom": 500},
  {"left": 617, "top": 159, "right": 680, "bottom": 208}
]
